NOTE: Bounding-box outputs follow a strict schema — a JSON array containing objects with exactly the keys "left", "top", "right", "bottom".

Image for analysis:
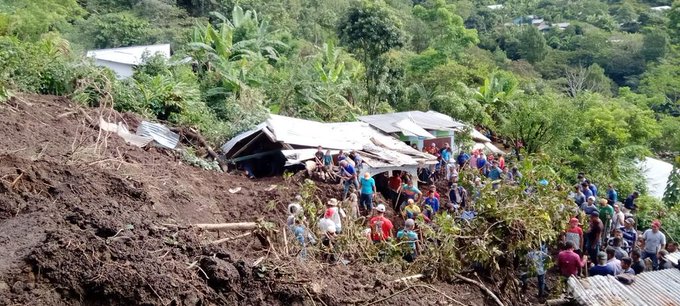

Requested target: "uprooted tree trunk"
[{"left": 170, "top": 127, "right": 227, "bottom": 171}]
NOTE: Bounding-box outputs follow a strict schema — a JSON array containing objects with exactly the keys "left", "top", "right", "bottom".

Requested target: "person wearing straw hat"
[{"left": 325, "top": 198, "right": 344, "bottom": 234}]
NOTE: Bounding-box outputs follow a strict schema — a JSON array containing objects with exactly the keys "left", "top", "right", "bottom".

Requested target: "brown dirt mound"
[{"left": 0, "top": 94, "right": 495, "bottom": 305}]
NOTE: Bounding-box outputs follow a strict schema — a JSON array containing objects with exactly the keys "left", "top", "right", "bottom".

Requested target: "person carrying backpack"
[{"left": 369, "top": 204, "right": 393, "bottom": 243}]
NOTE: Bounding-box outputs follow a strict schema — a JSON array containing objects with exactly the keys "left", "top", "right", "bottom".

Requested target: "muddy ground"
[{"left": 0, "top": 94, "right": 546, "bottom": 305}]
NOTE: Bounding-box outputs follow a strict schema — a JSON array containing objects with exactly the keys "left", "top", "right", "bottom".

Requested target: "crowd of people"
[
  {"left": 287, "top": 144, "right": 679, "bottom": 298},
  {"left": 555, "top": 174, "right": 678, "bottom": 285}
]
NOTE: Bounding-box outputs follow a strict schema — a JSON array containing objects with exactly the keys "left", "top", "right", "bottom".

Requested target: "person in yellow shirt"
[{"left": 402, "top": 199, "right": 421, "bottom": 220}]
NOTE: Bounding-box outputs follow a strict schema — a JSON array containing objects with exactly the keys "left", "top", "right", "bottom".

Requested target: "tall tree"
[
  {"left": 664, "top": 165, "right": 680, "bottom": 208},
  {"left": 412, "top": 0, "right": 478, "bottom": 56},
  {"left": 517, "top": 26, "right": 547, "bottom": 64},
  {"left": 641, "top": 28, "right": 669, "bottom": 62},
  {"left": 337, "top": 0, "right": 405, "bottom": 114},
  {"left": 499, "top": 93, "right": 576, "bottom": 155}
]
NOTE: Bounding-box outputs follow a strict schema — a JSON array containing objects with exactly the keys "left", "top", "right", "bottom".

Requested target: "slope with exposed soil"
[{"left": 0, "top": 94, "right": 495, "bottom": 306}]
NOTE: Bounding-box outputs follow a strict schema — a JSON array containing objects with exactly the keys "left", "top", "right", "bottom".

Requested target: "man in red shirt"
[
  {"left": 388, "top": 172, "right": 402, "bottom": 209},
  {"left": 369, "top": 204, "right": 393, "bottom": 243},
  {"left": 557, "top": 241, "right": 587, "bottom": 277}
]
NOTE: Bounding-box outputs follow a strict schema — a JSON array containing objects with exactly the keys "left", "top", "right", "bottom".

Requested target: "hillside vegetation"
[{"left": 1, "top": 0, "right": 680, "bottom": 236}]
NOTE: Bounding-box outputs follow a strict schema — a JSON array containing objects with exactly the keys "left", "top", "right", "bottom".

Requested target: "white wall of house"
[{"left": 95, "top": 59, "right": 134, "bottom": 79}]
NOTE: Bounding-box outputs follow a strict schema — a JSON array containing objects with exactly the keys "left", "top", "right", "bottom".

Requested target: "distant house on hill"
[
  {"left": 86, "top": 44, "right": 171, "bottom": 79},
  {"left": 486, "top": 4, "right": 504, "bottom": 10},
  {"left": 650, "top": 5, "right": 671, "bottom": 12}
]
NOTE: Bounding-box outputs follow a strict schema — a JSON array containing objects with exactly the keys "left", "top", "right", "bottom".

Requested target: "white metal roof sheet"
[
  {"left": 86, "top": 44, "right": 171, "bottom": 65},
  {"left": 358, "top": 111, "right": 465, "bottom": 134}
]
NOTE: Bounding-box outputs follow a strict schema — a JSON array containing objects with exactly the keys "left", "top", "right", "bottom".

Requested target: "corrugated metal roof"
[
  {"left": 568, "top": 269, "right": 680, "bottom": 306},
  {"left": 136, "top": 121, "right": 179, "bottom": 149},
  {"left": 222, "top": 114, "right": 437, "bottom": 170},
  {"left": 358, "top": 111, "right": 465, "bottom": 134},
  {"left": 86, "top": 44, "right": 171, "bottom": 65}
]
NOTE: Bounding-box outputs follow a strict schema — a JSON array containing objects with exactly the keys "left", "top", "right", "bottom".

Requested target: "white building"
[{"left": 86, "top": 44, "right": 171, "bottom": 79}]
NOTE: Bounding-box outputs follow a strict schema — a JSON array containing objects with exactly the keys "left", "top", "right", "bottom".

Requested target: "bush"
[
  {"left": 0, "top": 34, "right": 81, "bottom": 96},
  {"left": 637, "top": 195, "right": 680, "bottom": 243}
]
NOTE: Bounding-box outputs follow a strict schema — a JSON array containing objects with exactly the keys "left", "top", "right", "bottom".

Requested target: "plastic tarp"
[
  {"left": 99, "top": 117, "right": 153, "bottom": 148},
  {"left": 638, "top": 157, "right": 673, "bottom": 199}
]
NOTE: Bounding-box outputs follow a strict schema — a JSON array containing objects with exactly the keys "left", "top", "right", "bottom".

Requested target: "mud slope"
[{"left": 0, "top": 94, "right": 489, "bottom": 306}]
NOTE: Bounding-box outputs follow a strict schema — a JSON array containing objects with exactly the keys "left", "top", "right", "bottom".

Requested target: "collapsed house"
[
  {"left": 358, "top": 111, "right": 504, "bottom": 155},
  {"left": 221, "top": 114, "right": 437, "bottom": 178}
]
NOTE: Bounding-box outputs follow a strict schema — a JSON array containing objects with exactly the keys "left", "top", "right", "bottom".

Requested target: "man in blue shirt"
[
  {"left": 607, "top": 184, "right": 618, "bottom": 204},
  {"left": 586, "top": 180, "right": 598, "bottom": 197},
  {"left": 589, "top": 251, "right": 615, "bottom": 276},
  {"left": 581, "top": 182, "right": 593, "bottom": 199},
  {"left": 358, "top": 172, "right": 376, "bottom": 213},
  {"left": 339, "top": 160, "right": 358, "bottom": 200},
  {"left": 424, "top": 192, "right": 440, "bottom": 214},
  {"left": 397, "top": 219, "right": 419, "bottom": 262},
  {"left": 456, "top": 151, "right": 470, "bottom": 168}
]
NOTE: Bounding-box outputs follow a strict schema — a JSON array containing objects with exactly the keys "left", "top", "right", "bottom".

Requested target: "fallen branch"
[
  {"left": 194, "top": 222, "right": 260, "bottom": 231},
  {"left": 170, "top": 127, "right": 226, "bottom": 170},
  {"left": 210, "top": 232, "right": 252, "bottom": 245},
  {"left": 10, "top": 172, "right": 23, "bottom": 189},
  {"left": 546, "top": 298, "right": 571, "bottom": 306},
  {"left": 454, "top": 273, "right": 504, "bottom": 306},
  {"left": 388, "top": 274, "right": 423, "bottom": 284},
  {"left": 282, "top": 225, "right": 289, "bottom": 256}
]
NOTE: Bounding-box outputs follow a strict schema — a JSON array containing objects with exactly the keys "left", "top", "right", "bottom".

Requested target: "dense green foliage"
[{"left": 1, "top": 0, "right": 680, "bottom": 237}]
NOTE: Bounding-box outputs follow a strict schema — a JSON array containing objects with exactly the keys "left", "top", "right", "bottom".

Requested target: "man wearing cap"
[
  {"left": 397, "top": 219, "right": 419, "bottom": 262},
  {"left": 641, "top": 220, "right": 666, "bottom": 270},
  {"left": 598, "top": 199, "right": 614, "bottom": 244},
  {"left": 585, "top": 211, "right": 604, "bottom": 261},
  {"left": 620, "top": 218, "right": 638, "bottom": 252},
  {"left": 589, "top": 251, "right": 615, "bottom": 276},
  {"left": 556, "top": 241, "right": 587, "bottom": 277},
  {"left": 581, "top": 196, "right": 598, "bottom": 215},
  {"left": 369, "top": 204, "right": 393, "bottom": 243},
  {"left": 358, "top": 172, "right": 376, "bottom": 214},
  {"left": 564, "top": 218, "right": 584, "bottom": 252}
]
